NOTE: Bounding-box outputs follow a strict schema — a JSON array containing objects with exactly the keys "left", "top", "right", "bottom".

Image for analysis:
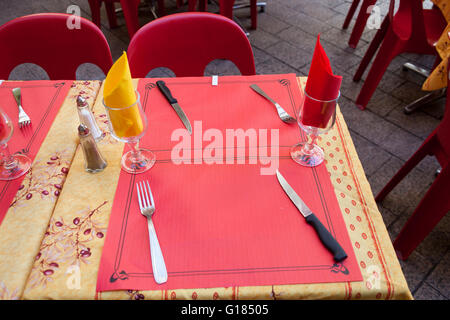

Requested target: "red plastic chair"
[
  {"left": 375, "top": 59, "right": 450, "bottom": 260},
  {"left": 0, "top": 13, "right": 113, "bottom": 80},
  {"left": 186, "top": 0, "right": 258, "bottom": 29},
  {"left": 219, "top": 0, "right": 258, "bottom": 30},
  {"left": 88, "top": 0, "right": 119, "bottom": 29},
  {"left": 353, "top": 0, "right": 446, "bottom": 110},
  {"left": 342, "top": 0, "right": 377, "bottom": 48},
  {"left": 127, "top": 12, "right": 256, "bottom": 77},
  {"left": 87, "top": 0, "right": 166, "bottom": 38}
]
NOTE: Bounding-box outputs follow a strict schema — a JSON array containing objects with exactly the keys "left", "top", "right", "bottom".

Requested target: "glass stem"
[
  {"left": 1, "top": 143, "right": 17, "bottom": 170},
  {"left": 128, "top": 140, "right": 142, "bottom": 163},
  {"left": 301, "top": 130, "right": 319, "bottom": 155}
]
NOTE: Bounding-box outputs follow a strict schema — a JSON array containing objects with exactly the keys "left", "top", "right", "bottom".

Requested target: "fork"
[
  {"left": 12, "top": 88, "right": 31, "bottom": 128},
  {"left": 136, "top": 180, "right": 168, "bottom": 284},
  {"left": 250, "top": 84, "right": 296, "bottom": 124}
]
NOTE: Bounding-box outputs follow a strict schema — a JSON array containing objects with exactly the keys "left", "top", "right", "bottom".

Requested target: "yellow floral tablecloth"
[
  {"left": 422, "top": 0, "right": 450, "bottom": 91},
  {"left": 0, "top": 78, "right": 412, "bottom": 300}
]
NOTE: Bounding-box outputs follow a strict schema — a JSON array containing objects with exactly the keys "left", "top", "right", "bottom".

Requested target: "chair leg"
[
  {"left": 376, "top": 136, "right": 436, "bottom": 202},
  {"left": 199, "top": 0, "right": 208, "bottom": 11},
  {"left": 88, "top": 0, "right": 102, "bottom": 27},
  {"left": 105, "top": 1, "right": 118, "bottom": 28},
  {"left": 120, "top": 0, "right": 140, "bottom": 38},
  {"left": 343, "top": 0, "right": 361, "bottom": 29},
  {"left": 157, "top": 0, "right": 166, "bottom": 15},
  {"left": 250, "top": 0, "right": 257, "bottom": 29},
  {"left": 393, "top": 165, "right": 450, "bottom": 260},
  {"left": 348, "top": 0, "right": 377, "bottom": 49},
  {"left": 353, "top": 14, "right": 389, "bottom": 82},
  {"left": 188, "top": 0, "right": 198, "bottom": 11},
  {"left": 355, "top": 30, "right": 403, "bottom": 110},
  {"left": 220, "top": 0, "right": 235, "bottom": 19}
]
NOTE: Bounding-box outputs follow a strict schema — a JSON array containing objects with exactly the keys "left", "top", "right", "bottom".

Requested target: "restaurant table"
[{"left": 0, "top": 77, "right": 413, "bottom": 300}]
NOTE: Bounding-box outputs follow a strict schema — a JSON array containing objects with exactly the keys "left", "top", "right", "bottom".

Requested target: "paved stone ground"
[{"left": 2, "top": 0, "right": 449, "bottom": 300}]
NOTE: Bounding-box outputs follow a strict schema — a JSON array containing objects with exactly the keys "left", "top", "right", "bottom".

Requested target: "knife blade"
[
  {"left": 156, "top": 80, "right": 192, "bottom": 134},
  {"left": 276, "top": 169, "right": 348, "bottom": 262}
]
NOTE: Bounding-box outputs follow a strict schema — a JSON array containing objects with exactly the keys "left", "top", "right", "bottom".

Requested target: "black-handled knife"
[
  {"left": 156, "top": 80, "right": 192, "bottom": 134},
  {"left": 276, "top": 170, "right": 348, "bottom": 262}
]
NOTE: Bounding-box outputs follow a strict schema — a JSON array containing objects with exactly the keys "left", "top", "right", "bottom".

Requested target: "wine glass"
[
  {"left": 290, "top": 89, "right": 340, "bottom": 167},
  {"left": 0, "top": 108, "right": 32, "bottom": 180},
  {"left": 103, "top": 91, "right": 155, "bottom": 174}
]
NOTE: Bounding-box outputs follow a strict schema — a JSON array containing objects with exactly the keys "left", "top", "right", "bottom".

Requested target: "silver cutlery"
[
  {"left": 276, "top": 170, "right": 348, "bottom": 262},
  {"left": 250, "top": 84, "right": 296, "bottom": 124},
  {"left": 156, "top": 80, "right": 192, "bottom": 134},
  {"left": 12, "top": 88, "right": 31, "bottom": 128},
  {"left": 136, "top": 180, "right": 168, "bottom": 284}
]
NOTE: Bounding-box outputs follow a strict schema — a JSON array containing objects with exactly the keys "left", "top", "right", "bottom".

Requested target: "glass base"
[
  {"left": 290, "top": 142, "right": 324, "bottom": 167},
  {"left": 0, "top": 154, "right": 32, "bottom": 180},
  {"left": 121, "top": 148, "right": 156, "bottom": 174}
]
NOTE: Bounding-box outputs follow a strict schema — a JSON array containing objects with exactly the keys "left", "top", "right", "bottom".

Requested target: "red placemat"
[
  {"left": 96, "top": 74, "right": 362, "bottom": 292},
  {"left": 0, "top": 81, "right": 72, "bottom": 225}
]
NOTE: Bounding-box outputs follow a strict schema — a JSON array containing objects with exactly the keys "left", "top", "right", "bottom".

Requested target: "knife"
[
  {"left": 156, "top": 80, "right": 192, "bottom": 134},
  {"left": 276, "top": 169, "right": 348, "bottom": 262}
]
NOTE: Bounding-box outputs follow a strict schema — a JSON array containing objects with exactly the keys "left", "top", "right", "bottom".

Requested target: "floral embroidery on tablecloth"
[
  {"left": 0, "top": 282, "right": 20, "bottom": 300},
  {"left": 10, "top": 149, "right": 72, "bottom": 210},
  {"left": 94, "top": 112, "right": 118, "bottom": 145},
  {"left": 126, "top": 290, "right": 145, "bottom": 300},
  {"left": 26, "top": 201, "right": 108, "bottom": 290}
]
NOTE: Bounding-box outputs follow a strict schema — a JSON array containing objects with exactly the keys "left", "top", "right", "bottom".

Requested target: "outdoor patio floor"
[{"left": 1, "top": 0, "right": 449, "bottom": 300}]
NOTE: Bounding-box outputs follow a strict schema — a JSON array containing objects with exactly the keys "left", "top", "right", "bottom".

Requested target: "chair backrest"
[
  {"left": 0, "top": 13, "right": 113, "bottom": 80},
  {"left": 127, "top": 12, "right": 256, "bottom": 77}
]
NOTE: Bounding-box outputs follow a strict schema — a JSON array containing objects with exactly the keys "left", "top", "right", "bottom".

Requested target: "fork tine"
[
  {"left": 139, "top": 181, "right": 146, "bottom": 208},
  {"left": 146, "top": 180, "right": 155, "bottom": 207},
  {"left": 136, "top": 183, "right": 143, "bottom": 211},
  {"left": 141, "top": 181, "right": 151, "bottom": 209}
]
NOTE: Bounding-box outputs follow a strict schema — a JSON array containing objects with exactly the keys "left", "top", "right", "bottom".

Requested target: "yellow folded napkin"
[{"left": 103, "top": 52, "right": 143, "bottom": 138}]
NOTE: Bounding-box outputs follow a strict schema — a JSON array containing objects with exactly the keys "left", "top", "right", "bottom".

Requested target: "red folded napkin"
[
  {"left": 0, "top": 111, "right": 8, "bottom": 141},
  {"left": 301, "top": 35, "right": 342, "bottom": 128}
]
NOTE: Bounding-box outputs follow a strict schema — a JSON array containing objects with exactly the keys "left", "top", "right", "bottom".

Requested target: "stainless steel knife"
[
  {"left": 276, "top": 169, "right": 348, "bottom": 262},
  {"left": 156, "top": 80, "right": 192, "bottom": 134}
]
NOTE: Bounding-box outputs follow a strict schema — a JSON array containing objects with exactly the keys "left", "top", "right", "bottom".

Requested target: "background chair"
[
  {"left": 219, "top": 0, "right": 259, "bottom": 30},
  {"left": 352, "top": 0, "right": 446, "bottom": 110},
  {"left": 87, "top": 0, "right": 166, "bottom": 38},
  {"left": 127, "top": 12, "right": 256, "bottom": 77},
  {"left": 375, "top": 58, "right": 450, "bottom": 260},
  {"left": 342, "top": 0, "right": 378, "bottom": 49},
  {"left": 88, "top": 0, "right": 119, "bottom": 29},
  {"left": 0, "top": 13, "right": 113, "bottom": 80},
  {"left": 183, "top": 0, "right": 262, "bottom": 30}
]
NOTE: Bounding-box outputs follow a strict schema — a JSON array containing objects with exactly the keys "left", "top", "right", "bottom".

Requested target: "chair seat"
[
  {"left": 424, "top": 10, "right": 448, "bottom": 45},
  {"left": 393, "top": 8, "right": 446, "bottom": 44}
]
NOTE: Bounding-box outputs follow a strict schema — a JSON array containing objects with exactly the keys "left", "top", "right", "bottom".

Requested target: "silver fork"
[
  {"left": 136, "top": 180, "right": 168, "bottom": 284},
  {"left": 12, "top": 88, "right": 31, "bottom": 128},
  {"left": 250, "top": 84, "right": 296, "bottom": 124}
]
